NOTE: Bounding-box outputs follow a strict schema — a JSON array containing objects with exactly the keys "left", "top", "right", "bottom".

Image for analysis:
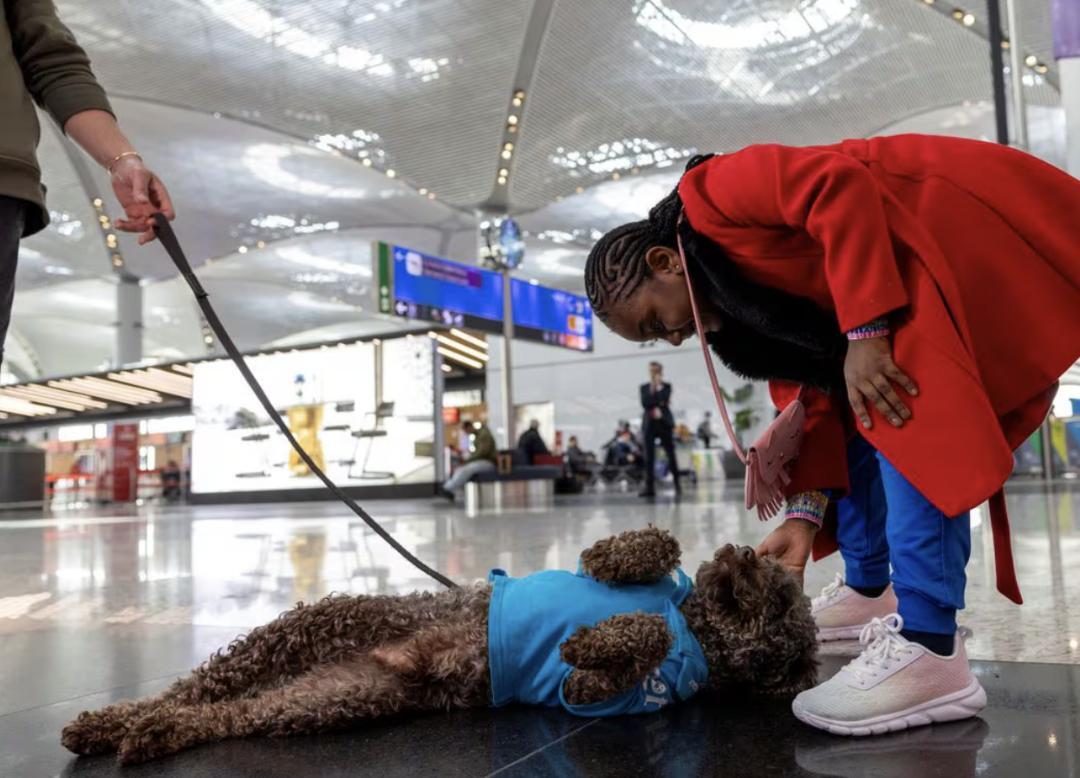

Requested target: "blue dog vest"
[{"left": 487, "top": 565, "right": 708, "bottom": 716}]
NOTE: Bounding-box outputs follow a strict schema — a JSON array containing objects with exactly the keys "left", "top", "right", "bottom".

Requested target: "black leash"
[{"left": 152, "top": 213, "right": 459, "bottom": 590}]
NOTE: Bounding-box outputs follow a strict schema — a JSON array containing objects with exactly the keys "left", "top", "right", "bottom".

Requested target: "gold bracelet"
[{"left": 107, "top": 151, "right": 142, "bottom": 172}]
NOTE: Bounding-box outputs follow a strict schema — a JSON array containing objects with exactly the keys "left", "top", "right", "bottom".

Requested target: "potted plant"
[{"left": 720, "top": 384, "right": 757, "bottom": 479}]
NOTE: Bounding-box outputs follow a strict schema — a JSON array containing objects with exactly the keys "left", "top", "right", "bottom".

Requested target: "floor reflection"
[{"left": 0, "top": 482, "right": 1077, "bottom": 662}]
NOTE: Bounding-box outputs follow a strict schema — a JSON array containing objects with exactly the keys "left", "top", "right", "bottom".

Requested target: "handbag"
[{"left": 677, "top": 214, "right": 806, "bottom": 520}]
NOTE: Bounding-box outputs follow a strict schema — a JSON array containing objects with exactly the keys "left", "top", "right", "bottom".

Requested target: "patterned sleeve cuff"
[
  {"left": 785, "top": 490, "right": 829, "bottom": 528},
  {"left": 846, "top": 317, "right": 890, "bottom": 341}
]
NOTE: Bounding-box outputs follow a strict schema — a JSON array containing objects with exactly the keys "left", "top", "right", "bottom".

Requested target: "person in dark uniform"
[{"left": 640, "top": 361, "right": 680, "bottom": 498}]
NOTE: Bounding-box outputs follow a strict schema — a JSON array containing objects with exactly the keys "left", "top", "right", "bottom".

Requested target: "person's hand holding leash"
[
  {"left": 844, "top": 336, "right": 918, "bottom": 430},
  {"left": 63, "top": 109, "right": 176, "bottom": 245},
  {"left": 110, "top": 154, "right": 175, "bottom": 245}
]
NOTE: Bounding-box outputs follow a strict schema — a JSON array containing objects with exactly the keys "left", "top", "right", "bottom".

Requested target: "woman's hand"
[
  {"left": 844, "top": 337, "right": 918, "bottom": 430},
  {"left": 755, "top": 520, "right": 817, "bottom": 587}
]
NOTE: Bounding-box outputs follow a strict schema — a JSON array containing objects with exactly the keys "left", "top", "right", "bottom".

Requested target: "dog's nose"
[{"left": 739, "top": 546, "right": 756, "bottom": 561}]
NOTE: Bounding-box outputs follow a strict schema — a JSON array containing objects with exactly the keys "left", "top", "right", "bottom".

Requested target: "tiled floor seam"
[{"left": 483, "top": 719, "right": 599, "bottom": 777}]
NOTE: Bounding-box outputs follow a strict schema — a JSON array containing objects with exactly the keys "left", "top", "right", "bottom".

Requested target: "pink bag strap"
[
  {"left": 677, "top": 215, "right": 747, "bottom": 464},
  {"left": 676, "top": 212, "right": 804, "bottom": 464}
]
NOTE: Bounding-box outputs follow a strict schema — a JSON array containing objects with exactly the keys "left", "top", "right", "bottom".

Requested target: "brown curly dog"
[{"left": 61, "top": 527, "right": 817, "bottom": 765}]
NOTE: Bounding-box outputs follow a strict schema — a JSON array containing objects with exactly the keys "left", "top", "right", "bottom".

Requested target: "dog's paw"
[
  {"left": 61, "top": 707, "right": 133, "bottom": 755},
  {"left": 117, "top": 710, "right": 187, "bottom": 765},
  {"left": 559, "top": 625, "right": 598, "bottom": 669}
]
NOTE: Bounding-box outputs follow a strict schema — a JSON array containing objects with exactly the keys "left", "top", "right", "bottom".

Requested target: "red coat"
[{"left": 679, "top": 135, "right": 1080, "bottom": 604}]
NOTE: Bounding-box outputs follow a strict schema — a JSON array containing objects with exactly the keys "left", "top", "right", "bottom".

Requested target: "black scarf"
[{"left": 677, "top": 221, "right": 848, "bottom": 391}]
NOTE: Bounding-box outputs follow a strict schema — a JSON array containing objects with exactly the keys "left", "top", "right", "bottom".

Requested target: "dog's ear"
[
  {"left": 694, "top": 545, "right": 759, "bottom": 613},
  {"left": 760, "top": 643, "right": 819, "bottom": 697}
]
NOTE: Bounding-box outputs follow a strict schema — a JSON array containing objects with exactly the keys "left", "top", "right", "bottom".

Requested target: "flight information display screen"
[
  {"left": 510, "top": 279, "right": 592, "bottom": 351},
  {"left": 374, "top": 242, "right": 593, "bottom": 351}
]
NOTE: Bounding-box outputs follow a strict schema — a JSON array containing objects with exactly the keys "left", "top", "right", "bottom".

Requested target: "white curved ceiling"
[{"left": 6, "top": 0, "right": 1066, "bottom": 380}]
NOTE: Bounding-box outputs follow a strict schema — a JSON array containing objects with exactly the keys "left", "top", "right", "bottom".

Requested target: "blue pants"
[{"left": 835, "top": 437, "right": 971, "bottom": 634}]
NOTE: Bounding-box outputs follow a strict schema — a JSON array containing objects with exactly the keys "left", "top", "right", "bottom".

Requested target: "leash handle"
[{"left": 151, "top": 214, "right": 458, "bottom": 590}]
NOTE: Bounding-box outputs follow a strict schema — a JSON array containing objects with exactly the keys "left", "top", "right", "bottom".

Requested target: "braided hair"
[
  {"left": 583, "top": 153, "right": 848, "bottom": 389},
  {"left": 584, "top": 155, "right": 714, "bottom": 321}
]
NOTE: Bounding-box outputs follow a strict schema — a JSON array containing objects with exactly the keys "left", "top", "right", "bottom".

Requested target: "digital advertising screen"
[{"left": 375, "top": 241, "right": 593, "bottom": 351}]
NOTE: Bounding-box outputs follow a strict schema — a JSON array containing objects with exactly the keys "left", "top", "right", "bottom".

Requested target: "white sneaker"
[
  {"left": 812, "top": 574, "right": 898, "bottom": 641},
  {"left": 792, "top": 614, "right": 986, "bottom": 736}
]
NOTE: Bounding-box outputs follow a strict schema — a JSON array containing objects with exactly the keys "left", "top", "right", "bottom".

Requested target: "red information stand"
[{"left": 111, "top": 423, "right": 139, "bottom": 503}]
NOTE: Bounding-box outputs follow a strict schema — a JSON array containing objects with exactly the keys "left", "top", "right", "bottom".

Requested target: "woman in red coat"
[{"left": 584, "top": 135, "right": 1080, "bottom": 736}]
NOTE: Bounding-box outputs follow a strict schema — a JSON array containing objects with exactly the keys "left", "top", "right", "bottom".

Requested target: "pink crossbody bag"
[{"left": 677, "top": 214, "right": 807, "bottom": 520}]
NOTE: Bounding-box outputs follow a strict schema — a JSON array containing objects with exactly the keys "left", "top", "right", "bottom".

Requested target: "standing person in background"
[
  {"left": 440, "top": 420, "right": 496, "bottom": 500},
  {"left": 639, "top": 361, "right": 681, "bottom": 498},
  {"left": 1, "top": 0, "right": 175, "bottom": 367},
  {"left": 697, "top": 411, "right": 714, "bottom": 449},
  {"left": 517, "top": 419, "right": 550, "bottom": 464}
]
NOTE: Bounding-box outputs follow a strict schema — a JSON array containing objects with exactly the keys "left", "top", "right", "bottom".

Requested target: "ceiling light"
[
  {"left": 427, "top": 192, "right": 436, "bottom": 200},
  {"left": 507, "top": 124, "right": 518, "bottom": 133},
  {"left": 362, "top": 158, "right": 373, "bottom": 167},
  {"left": 507, "top": 115, "right": 518, "bottom": 125},
  {"left": 92, "top": 197, "right": 103, "bottom": 208},
  {"left": 449, "top": 329, "right": 488, "bottom": 350},
  {"left": 499, "top": 168, "right": 509, "bottom": 177},
  {"left": 952, "top": 9, "right": 964, "bottom": 20},
  {"left": 1001, "top": 39, "right": 1010, "bottom": 49},
  {"left": 204, "top": 335, "right": 214, "bottom": 345},
  {"left": 106, "top": 234, "right": 118, "bottom": 249},
  {"left": 575, "top": 186, "right": 584, "bottom": 194},
  {"left": 1025, "top": 54, "right": 1038, "bottom": 67},
  {"left": 612, "top": 172, "right": 621, "bottom": 180},
  {"left": 238, "top": 245, "right": 248, "bottom": 254},
  {"left": 419, "top": 187, "right": 428, "bottom": 195},
  {"left": 8, "top": 385, "right": 105, "bottom": 408},
  {"left": 2, "top": 388, "right": 90, "bottom": 412},
  {"left": 435, "top": 335, "right": 488, "bottom": 362},
  {"left": 497, "top": 177, "right": 507, "bottom": 185},
  {"left": 441, "top": 364, "right": 452, "bottom": 373},
  {"left": 0, "top": 396, "right": 55, "bottom": 416},
  {"left": 501, "top": 150, "right": 512, "bottom": 160},
  {"left": 503, "top": 142, "right": 514, "bottom": 151},
  {"left": 962, "top": 13, "right": 975, "bottom": 25},
  {"left": 386, "top": 169, "right": 396, "bottom": 178},
  {"left": 1035, "top": 63, "right": 1048, "bottom": 74},
  {"left": 112, "top": 255, "right": 124, "bottom": 267},
  {"left": 437, "top": 346, "right": 483, "bottom": 370},
  {"left": 256, "top": 240, "right": 266, "bottom": 249}
]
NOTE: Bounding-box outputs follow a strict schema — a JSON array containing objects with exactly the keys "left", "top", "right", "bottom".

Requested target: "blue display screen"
[
  {"left": 385, "top": 243, "right": 593, "bottom": 351},
  {"left": 391, "top": 245, "right": 504, "bottom": 329},
  {"left": 511, "top": 279, "right": 593, "bottom": 351}
]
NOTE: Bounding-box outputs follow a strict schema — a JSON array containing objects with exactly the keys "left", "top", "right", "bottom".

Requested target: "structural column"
[
  {"left": 115, "top": 275, "right": 143, "bottom": 367},
  {"left": 1053, "top": 0, "right": 1080, "bottom": 175}
]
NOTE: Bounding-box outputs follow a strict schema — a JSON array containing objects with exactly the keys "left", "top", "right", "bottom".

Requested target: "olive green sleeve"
[{"left": 5, "top": 0, "right": 114, "bottom": 128}]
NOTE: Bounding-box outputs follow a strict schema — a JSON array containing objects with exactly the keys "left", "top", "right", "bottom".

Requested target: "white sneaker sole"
[
  {"left": 792, "top": 677, "right": 986, "bottom": 737},
  {"left": 816, "top": 624, "right": 865, "bottom": 642}
]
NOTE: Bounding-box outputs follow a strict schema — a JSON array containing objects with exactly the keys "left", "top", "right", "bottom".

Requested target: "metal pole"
[
  {"left": 1004, "top": 0, "right": 1029, "bottom": 148},
  {"left": 432, "top": 342, "right": 446, "bottom": 485},
  {"left": 986, "top": 0, "right": 1010, "bottom": 144},
  {"left": 501, "top": 268, "right": 516, "bottom": 447},
  {"left": 1041, "top": 417, "right": 1055, "bottom": 480}
]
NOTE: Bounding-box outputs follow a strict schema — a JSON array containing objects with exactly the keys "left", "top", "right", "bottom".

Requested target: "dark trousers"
[
  {"left": 643, "top": 421, "right": 680, "bottom": 489},
  {"left": 0, "top": 196, "right": 26, "bottom": 369}
]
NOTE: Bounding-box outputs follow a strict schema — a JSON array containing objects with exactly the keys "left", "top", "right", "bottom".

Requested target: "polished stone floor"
[{"left": 1, "top": 481, "right": 1078, "bottom": 776}]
